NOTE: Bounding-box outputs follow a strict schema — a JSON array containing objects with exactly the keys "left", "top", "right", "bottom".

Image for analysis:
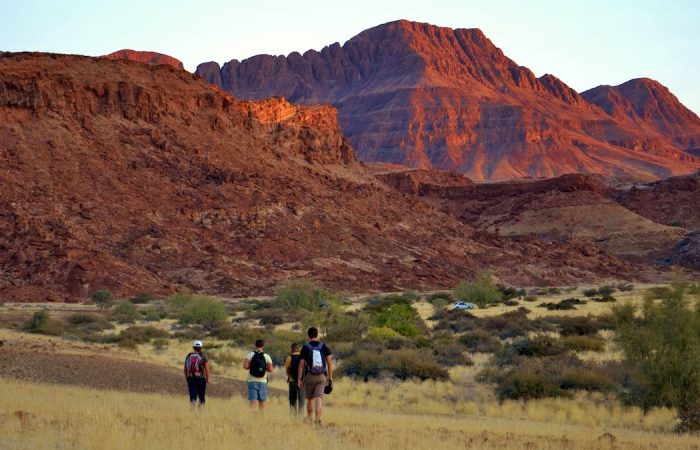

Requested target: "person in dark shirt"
[
  {"left": 298, "top": 327, "right": 333, "bottom": 424},
  {"left": 183, "top": 340, "right": 209, "bottom": 409}
]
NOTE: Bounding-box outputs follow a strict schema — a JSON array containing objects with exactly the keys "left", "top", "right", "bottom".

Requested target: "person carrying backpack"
[
  {"left": 183, "top": 340, "right": 210, "bottom": 409},
  {"left": 298, "top": 327, "right": 333, "bottom": 424},
  {"left": 243, "top": 339, "right": 273, "bottom": 410},
  {"left": 285, "top": 342, "right": 304, "bottom": 413}
]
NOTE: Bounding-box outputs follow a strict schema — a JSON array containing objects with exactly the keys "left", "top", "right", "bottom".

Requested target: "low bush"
[
  {"left": 503, "top": 300, "right": 519, "bottom": 306},
  {"left": 592, "top": 295, "right": 616, "bottom": 303},
  {"left": 582, "top": 288, "right": 598, "bottom": 298},
  {"left": 496, "top": 363, "right": 566, "bottom": 401},
  {"left": 111, "top": 301, "right": 141, "bottom": 323},
  {"left": 272, "top": 279, "right": 328, "bottom": 312},
  {"left": 427, "top": 291, "right": 453, "bottom": 303},
  {"left": 459, "top": 329, "right": 502, "bottom": 353},
  {"left": 142, "top": 305, "right": 167, "bottom": 322},
  {"left": 523, "top": 295, "right": 538, "bottom": 302},
  {"left": 178, "top": 295, "right": 227, "bottom": 325},
  {"left": 616, "top": 282, "right": 634, "bottom": 292},
  {"left": 547, "top": 315, "right": 602, "bottom": 336},
  {"left": 65, "top": 313, "right": 114, "bottom": 331},
  {"left": 340, "top": 348, "right": 449, "bottom": 381},
  {"left": 372, "top": 303, "right": 425, "bottom": 338},
  {"left": 539, "top": 298, "right": 586, "bottom": 311},
  {"left": 208, "top": 348, "right": 238, "bottom": 368},
  {"left": 561, "top": 335, "right": 605, "bottom": 352},
  {"left": 23, "top": 310, "right": 66, "bottom": 336},
  {"left": 511, "top": 336, "right": 568, "bottom": 358},
  {"left": 131, "top": 293, "right": 153, "bottom": 304},
  {"left": 119, "top": 325, "right": 169, "bottom": 344},
  {"left": 558, "top": 367, "right": 614, "bottom": 391}
]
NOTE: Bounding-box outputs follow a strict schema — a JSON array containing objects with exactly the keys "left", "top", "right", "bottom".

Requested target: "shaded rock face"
[
  {"left": 103, "top": 49, "right": 185, "bottom": 70},
  {"left": 377, "top": 169, "right": 693, "bottom": 270},
  {"left": 1, "top": 52, "right": 643, "bottom": 302},
  {"left": 614, "top": 172, "right": 700, "bottom": 230},
  {"left": 198, "top": 20, "right": 700, "bottom": 181}
]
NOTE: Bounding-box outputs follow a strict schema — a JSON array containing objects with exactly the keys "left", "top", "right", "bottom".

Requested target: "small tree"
[
  {"left": 613, "top": 279, "right": 700, "bottom": 432},
  {"left": 454, "top": 271, "right": 502, "bottom": 308},
  {"left": 92, "top": 289, "right": 114, "bottom": 311}
]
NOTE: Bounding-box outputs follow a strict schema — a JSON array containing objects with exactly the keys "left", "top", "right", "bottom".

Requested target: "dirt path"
[{"left": 1, "top": 350, "right": 282, "bottom": 398}]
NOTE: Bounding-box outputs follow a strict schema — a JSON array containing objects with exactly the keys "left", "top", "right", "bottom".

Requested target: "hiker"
[
  {"left": 243, "top": 339, "right": 273, "bottom": 410},
  {"left": 298, "top": 327, "right": 333, "bottom": 424},
  {"left": 184, "top": 340, "right": 210, "bottom": 409},
  {"left": 285, "top": 342, "right": 304, "bottom": 413}
]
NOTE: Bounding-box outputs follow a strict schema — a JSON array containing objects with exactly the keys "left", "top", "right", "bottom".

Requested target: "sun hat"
[{"left": 193, "top": 340, "right": 203, "bottom": 349}]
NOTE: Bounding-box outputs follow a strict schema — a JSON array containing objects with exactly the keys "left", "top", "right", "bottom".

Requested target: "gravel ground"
[{"left": 0, "top": 349, "right": 278, "bottom": 398}]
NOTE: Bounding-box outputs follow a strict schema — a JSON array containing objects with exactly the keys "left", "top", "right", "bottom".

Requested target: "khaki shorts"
[{"left": 303, "top": 373, "right": 326, "bottom": 399}]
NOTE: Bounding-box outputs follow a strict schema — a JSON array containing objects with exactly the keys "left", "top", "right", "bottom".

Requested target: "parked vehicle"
[{"left": 452, "top": 301, "right": 475, "bottom": 310}]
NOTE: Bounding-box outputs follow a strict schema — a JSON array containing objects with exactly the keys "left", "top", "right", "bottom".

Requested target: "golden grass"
[{"left": 1, "top": 378, "right": 695, "bottom": 450}]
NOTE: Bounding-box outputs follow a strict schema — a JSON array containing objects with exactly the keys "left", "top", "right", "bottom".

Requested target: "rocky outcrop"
[
  {"left": 198, "top": 20, "right": 700, "bottom": 181},
  {"left": 103, "top": 49, "right": 185, "bottom": 70},
  {"left": 614, "top": 171, "right": 700, "bottom": 230}
]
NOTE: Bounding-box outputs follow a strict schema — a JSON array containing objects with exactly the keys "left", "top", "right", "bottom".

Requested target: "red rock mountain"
[
  {"left": 103, "top": 49, "right": 185, "bottom": 70},
  {"left": 582, "top": 78, "right": 700, "bottom": 152},
  {"left": 1, "top": 52, "right": 639, "bottom": 301},
  {"left": 197, "top": 20, "right": 700, "bottom": 181}
]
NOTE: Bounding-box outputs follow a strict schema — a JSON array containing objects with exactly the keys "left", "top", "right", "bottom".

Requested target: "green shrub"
[
  {"left": 368, "top": 326, "right": 403, "bottom": 341},
  {"left": 598, "top": 285, "right": 616, "bottom": 297},
  {"left": 273, "top": 279, "right": 327, "bottom": 312},
  {"left": 178, "top": 296, "right": 227, "bottom": 325},
  {"left": 372, "top": 303, "right": 425, "bottom": 337},
  {"left": 92, "top": 289, "right": 114, "bottom": 310},
  {"left": 65, "top": 313, "right": 114, "bottom": 333},
  {"left": 23, "top": 310, "right": 66, "bottom": 335},
  {"left": 454, "top": 271, "right": 502, "bottom": 308},
  {"left": 152, "top": 338, "right": 169, "bottom": 352},
  {"left": 614, "top": 279, "right": 700, "bottom": 431},
  {"left": 142, "top": 305, "right": 167, "bottom": 322},
  {"left": 208, "top": 348, "right": 238, "bottom": 368},
  {"left": 111, "top": 301, "right": 141, "bottom": 323},
  {"left": 561, "top": 335, "right": 605, "bottom": 352}
]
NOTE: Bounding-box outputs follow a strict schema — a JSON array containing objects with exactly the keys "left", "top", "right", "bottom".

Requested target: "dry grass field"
[
  {"left": 2, "top": 379, "right": 698, "bottom": 450},
  {"left": 2, "top": 281, "right": 699, "bottom": 449}
]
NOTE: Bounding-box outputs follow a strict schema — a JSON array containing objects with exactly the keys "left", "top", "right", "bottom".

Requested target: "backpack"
[
  {"left": 305, "top": 342, "right": 326, "bottom": 375},
  {"left": 249, "top": 351, "right": 267, "bottom": 378},
  {"left": 185, "top": 352, "right": 204, "bottom": 377},
  {"left": 289, "top": 354, "right": 301, "bottom": 382}
]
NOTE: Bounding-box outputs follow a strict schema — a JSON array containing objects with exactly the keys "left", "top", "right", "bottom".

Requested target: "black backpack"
[
  {"left": 289, "top": 354, "right": 301, "bottom": 382},
  {"left": 249, "top": 351, "right": 267, "bottom": 378}
]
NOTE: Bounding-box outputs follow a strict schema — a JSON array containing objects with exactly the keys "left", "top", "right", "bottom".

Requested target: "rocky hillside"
[
  {"left": 103, "top": 49, "right": 185, "bottom": 70},
  {"left": 197, "top": 20, "right": 700, "bottom": 181},
  {"left": 376, "top": 170, "right": 694, "bottom": 268},
  {"left": 0, "top": 52, "right": 641, "bottom": 302}
]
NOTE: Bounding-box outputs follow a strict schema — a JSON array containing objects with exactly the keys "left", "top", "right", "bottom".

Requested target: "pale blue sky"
[{"left": 1, "top": 0, "right": 699, "bottom": 113}]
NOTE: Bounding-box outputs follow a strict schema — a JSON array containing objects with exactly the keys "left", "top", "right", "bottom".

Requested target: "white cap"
[{"left": 193, "top": 340, "right": 203, "bottom": 348}]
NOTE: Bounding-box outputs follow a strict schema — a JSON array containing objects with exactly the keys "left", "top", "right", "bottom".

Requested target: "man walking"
[
  {"left": 243, "top": 339, "right": 273, "bottom": 410},
  {"left": 285, "top": 342, "right": 304, "bottom": 413},
  {"left": 298, "top": 327, "right": 333, "bottom": 424},
  {"left": 184, "top": 340, "right": 210, "bottom": 409}
]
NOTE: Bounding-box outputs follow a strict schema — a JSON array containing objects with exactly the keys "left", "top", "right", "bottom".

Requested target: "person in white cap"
[{"left": 184, "top": 340, "right": 210, "bottom": 409}]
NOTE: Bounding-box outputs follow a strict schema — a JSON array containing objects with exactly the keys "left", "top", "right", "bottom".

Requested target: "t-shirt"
[
  {"left": 184, "top": 352, "right": 209, "bottom": 378},
  {"left": 299, "top": 341, "right": 332, "bottom": 375},
  {"left": 285, "top": 351, "right": 302, "bottom": 383},
  {"left": 246, "top": 351, "right": 273, "bottom": 383}
]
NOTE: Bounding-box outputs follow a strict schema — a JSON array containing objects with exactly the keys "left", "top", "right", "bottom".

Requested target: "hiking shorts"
[
  {"left": 247, "top": 381, "right": 268, "bottom": 402},
  {"left": 303, "top": 373, "right": 326, "bottom": 399}
]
